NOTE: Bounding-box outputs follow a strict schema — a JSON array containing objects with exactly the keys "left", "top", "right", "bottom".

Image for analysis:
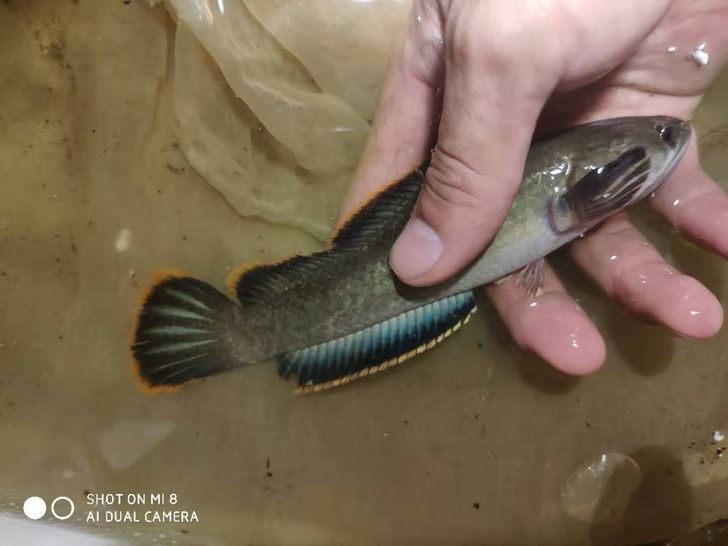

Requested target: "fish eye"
[{"left": 657, "top": 123, "right": 675, "bottom": 144}]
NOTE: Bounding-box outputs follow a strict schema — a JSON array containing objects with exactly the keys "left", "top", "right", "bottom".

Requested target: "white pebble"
[
  {"left": 713, "top": 430, "right": 725, "bottom": 442},
  {"left": 666, "top": 46, "right": 677, "bottom": 53},
  {"left": 114, "top": 228, "right": 132, "bottom": 252}
]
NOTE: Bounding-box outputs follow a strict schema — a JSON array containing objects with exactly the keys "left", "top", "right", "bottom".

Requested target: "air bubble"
[{"left": 562, "top": 453, "right": 642, "bottom": 523}]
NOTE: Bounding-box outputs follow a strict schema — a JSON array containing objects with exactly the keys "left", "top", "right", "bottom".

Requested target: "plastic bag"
[{"left": 168, "top": 0, "right": 409, "bottom": 238}]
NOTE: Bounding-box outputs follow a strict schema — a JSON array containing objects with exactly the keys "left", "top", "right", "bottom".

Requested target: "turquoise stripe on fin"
[{"left": 277, "top": 292, "right": 476, "bottom": 393}]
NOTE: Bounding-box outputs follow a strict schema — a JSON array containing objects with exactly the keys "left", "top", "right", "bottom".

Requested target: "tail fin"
[{"left": 131, "top": 272, "right": 242, "bottom": 392}]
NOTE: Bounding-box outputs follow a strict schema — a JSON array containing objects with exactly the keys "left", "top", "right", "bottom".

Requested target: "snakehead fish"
[{"left": 131, "top": 116, "right": 690, "bottom": 394}]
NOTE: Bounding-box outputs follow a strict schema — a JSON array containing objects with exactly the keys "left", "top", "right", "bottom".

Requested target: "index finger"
[{"left": 338, "top": 4, "right": 442, "bottom": 220}]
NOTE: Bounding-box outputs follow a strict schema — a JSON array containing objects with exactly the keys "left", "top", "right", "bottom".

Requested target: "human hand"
[{"left": 340, "top": 0, "right": 728, "bottom": 374}]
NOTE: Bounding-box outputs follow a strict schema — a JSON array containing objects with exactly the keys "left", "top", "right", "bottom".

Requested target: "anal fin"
[{"left": 278, "top": 292, "right": 477, "bottom": 394}]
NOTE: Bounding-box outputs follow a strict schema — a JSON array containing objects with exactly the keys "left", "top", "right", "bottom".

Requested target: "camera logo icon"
[{"left": 23, "top": 496, "right": 75, "bottom": 521}]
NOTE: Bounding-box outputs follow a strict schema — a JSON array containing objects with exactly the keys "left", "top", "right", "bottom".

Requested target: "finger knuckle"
[
  {"left": 612, "top": 260, "right": 671, "bottom": 303},
  {"left": 425, "top": 146, "right": 484, "bottom": 210},
  {"left": 448, "top": 28, "right": 481, "bottom": 67},
  {"left": 445, "top": 2, "right": 564, "bottom": 81},
  {"left": 447, "top": 11, "right": 492, "bottom": 67}
]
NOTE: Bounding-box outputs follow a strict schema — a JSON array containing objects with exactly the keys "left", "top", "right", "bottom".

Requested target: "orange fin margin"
[
  {"left": 327, "top": 174, "right": 415, "bottom": 248},
  {"left": 226, "top": 261, "right": 265, "bottom": 299},
  {"left": 227, "top": 168, "right": 424, "bottom": 303},
  {"left": 225, "top": 257, "right": 300, "bottom": 299},
  {"left": 129, "top": 269, "right": 188, "bottom": 395}
]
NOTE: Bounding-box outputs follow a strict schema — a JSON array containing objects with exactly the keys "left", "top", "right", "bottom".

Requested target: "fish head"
[
  {"left": 550, "top": 116, "right": 691, "bottom": 233},
  {"left": 598, "top": 115, "right": 689, "bottom": 192}
]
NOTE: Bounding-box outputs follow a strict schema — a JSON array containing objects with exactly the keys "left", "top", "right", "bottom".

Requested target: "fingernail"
[{"left": 390, "top": 216, "right": 443, "bottom": 281}]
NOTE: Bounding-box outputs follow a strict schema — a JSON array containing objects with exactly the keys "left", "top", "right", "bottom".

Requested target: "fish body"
[{"left": 132, "top": 116, "right": 690, "bottom": 392}]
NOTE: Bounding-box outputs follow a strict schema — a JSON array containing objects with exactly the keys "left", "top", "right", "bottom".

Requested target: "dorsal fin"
[
  {"left": 228, "top": 166, "right": 425, "bottom": 306},
  {"left": 278, "top": 291, "right": 476, "bottom": 394},
  {"left": 231, "top": 252, "right": 339, "bottom": 305},
  {"left": 330, "top": 167, "right": 424, "bottom": 251}
]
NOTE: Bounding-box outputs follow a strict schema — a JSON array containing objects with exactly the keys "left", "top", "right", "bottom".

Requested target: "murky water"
[{"left": 0, "top": 1, "right": 726, "bottom": 545}]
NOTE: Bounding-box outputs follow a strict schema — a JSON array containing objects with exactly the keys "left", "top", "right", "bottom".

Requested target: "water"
[{"left": 0, "top": 1, "right": 726, "bottom": 545}]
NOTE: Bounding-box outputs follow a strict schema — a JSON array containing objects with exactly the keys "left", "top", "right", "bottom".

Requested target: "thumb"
[
  {"left": 390, "top": 55, "right": 552, "bottom": 287},
  {"left": 389, "top": 99, "right": 548, "bottom": 287}
]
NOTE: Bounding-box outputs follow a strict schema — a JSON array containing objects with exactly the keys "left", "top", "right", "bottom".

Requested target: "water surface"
[{"left": 0, "top": 1, "right": 726, "bottom": 544}]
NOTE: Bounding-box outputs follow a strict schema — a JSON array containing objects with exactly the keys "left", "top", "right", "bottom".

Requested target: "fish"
[{"left": 131, "top": 116, "right": 690, "bottom": 394}]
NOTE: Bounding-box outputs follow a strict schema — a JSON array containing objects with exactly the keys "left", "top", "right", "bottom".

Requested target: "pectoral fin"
[{"left": 514, "top": 258, "right": 545, "bottom": 297}]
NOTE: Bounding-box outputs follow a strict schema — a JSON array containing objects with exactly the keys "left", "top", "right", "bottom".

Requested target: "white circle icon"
[
  {"left": 51, "top": 497, "right": 75, "bottom": 520},
  {"left": 23, "top": 497, "right": 47, "bottom": 520}
]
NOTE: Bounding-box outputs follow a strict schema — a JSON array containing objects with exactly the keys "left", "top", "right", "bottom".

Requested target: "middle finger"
[{"left": 571, "top": 213, "right": 723, "bottom": 339}]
